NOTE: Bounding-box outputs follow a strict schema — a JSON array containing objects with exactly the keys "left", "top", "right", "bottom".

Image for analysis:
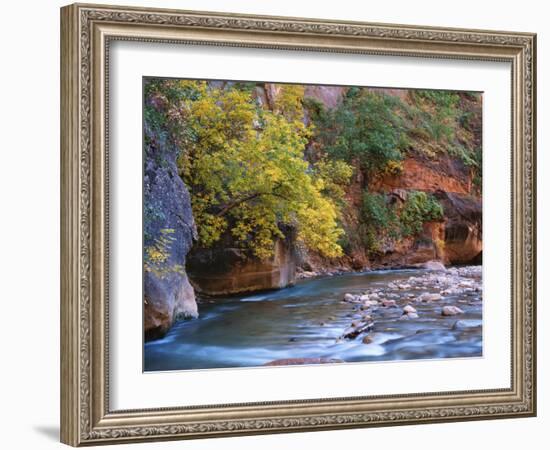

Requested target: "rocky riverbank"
[{"left": 335, "top": 265, "right": 481, "bottom": 346}]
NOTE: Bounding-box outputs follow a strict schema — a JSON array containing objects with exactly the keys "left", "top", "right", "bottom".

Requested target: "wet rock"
[
  {"left": 362, "top": 335, "right": 374, "bottom": 344},
  {"left": 298, "top": 270, "right": 317, "bottom": 279},
  {"left": 423, "top": 260, "right": 447, "bottom": 271},
  {"left": 362, "top": 300, "right": 378, "bottom": 309},
  {"left": 452, "top": 319, "right": 482, "bottom": 330},
  {"left": 403, "top": 305, "right": 417, "bottom": 314},
  {"left": 442, "top": 305, "right": 464, "bottom": 316},
  {"left": 344, "top": 293, "right": 356, "bottom": 302},
  {"left": 381, "top": 299, "right": 397, "bottom": 307},
  {"left": 342, "top": 321, "right": 374, "bottom": 339},
  {"left": 419, "top": 292, "right": 442, "bottom": 302}
]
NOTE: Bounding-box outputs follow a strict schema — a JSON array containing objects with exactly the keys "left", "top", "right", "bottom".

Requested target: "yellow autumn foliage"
[{"left": 154, "top": 80, "right": 348, "bottom": 259}]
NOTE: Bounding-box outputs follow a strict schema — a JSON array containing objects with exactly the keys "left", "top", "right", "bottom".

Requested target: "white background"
[
  {"left": 111, "top": 42, "right": 511, "bottom": 409},
  {"left": 0, "top": 0, "right": 547, "bottom": 449}
]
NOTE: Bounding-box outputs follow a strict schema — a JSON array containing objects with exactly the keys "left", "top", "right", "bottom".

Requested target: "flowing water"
[{"left": 144, "top": 268, "right": 482, "bottom": 371}]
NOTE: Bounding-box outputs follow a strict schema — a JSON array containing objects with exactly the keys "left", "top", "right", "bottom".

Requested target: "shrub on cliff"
[
  {"left": 307, "top": 89, "right": 408, "bottom": 178},
  {"left": 399, "top": 191, "right": 444, "bottom": 236},
  {"left": 360, "top": 190, "right": 444, "bottom": 254},
  {"left": 360, "top": 191, "right": 400, "bottom": 252}
]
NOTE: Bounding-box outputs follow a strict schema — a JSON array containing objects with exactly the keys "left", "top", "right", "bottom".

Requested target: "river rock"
[
  {"left": 362, "top": 300, "right": 378, "bottom": 309},
  {"left": 344, "top": 293, "right": 356, "bottom": 302},
  {"left": 419, "top": 292, "right": 442, "bottom": 302},
  {"left": 299, "top": 270, "right": 317, "bottom": 279},
  {"left": 403, "top": 304, "right": 417, "bottom": 314},
  {"left": 362, "top": 335, "right": 374, "bottom": 344},
  {"left": 423, "top": 260, "right": 447, "bottom": 271},
  {"left": 407, "top": 312, "right": 419, "bottom": 319},
  {"left": 342, "top": 321, "right": 374, "bottom": 339},
  {"left": 452, "top": 319, "right": 482, "bottom": 330},
  {"left": 442, "top": 305, "right": 465, "bottom": 316},
  {"left": 381, "top": 299, "right": 397, "bottom": 307}
]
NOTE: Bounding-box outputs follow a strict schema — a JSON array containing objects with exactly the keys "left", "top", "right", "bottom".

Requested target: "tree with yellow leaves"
[{"left": 145, "top": 80, "right": 350, "bottom": 259}]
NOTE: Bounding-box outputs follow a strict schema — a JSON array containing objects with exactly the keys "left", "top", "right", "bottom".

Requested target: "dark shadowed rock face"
[
  {"left": 435, "top": 191, "right": 482, "bottom": 264},
  {"left": 188, "top": 230, "right": 297, "bottom": 296},
  {"left": 143, "top": 119, "right": 198, "bottom": 341}
]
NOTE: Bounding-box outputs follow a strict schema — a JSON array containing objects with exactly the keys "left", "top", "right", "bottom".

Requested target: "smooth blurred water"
[{"left": 144, "top": 269, "right": 482, "bottom": 371}]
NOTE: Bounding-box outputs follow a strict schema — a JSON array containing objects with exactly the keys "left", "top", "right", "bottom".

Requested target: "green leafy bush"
[
  {"left": 360, "top": 191, "right": 399, "bottom": 252},
  {"left": 399, "top": 191, "right": 444, "bottom": 236},
  {"left": 360, "top": 190, "right": 444, "bottom": 254},
  {"left": 407, "top": 90, "right": 460, "bottom": 143},
  {"left": 308, "top": 90, "right": 408, "bottom": 177}
]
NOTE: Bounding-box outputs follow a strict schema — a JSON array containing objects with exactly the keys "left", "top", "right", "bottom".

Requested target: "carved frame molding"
[{"left": 60, "top": 3, "right": 536, "bottom": 446}]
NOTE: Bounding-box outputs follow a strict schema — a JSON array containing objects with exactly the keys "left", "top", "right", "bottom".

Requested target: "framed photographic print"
[{"left": 60, "top": 3, "right": 537, "bottom": 446}]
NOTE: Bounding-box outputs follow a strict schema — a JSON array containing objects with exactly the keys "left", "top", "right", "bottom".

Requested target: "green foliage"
[
  {"left": 412, "top": 90, "right": 460, "bottom": 109},
  {"left": 360, "top": 190, "right": 444, "bottom": 254},
  {"left": 314, "top": 158, "right": 353, "bottom": 204},
  {"left": 471, "top": 146, "right": 482, "bottom": 190},
  {"left": 360, "top": 191, "right": 399, "bottom": 252},
  {"left": 309, "top": 90, "right": 408, "bottom": 176},
  {"left": 361, "top": 192, "right": 398, "bottom": 231},
  {"left": 399, "top": 191, "right": 444, "bottom": 237},
  {"left": 407, "top": 90, "right": 460, "bottom": 143},
  {"left": 448, "top": 144, "right": 478, "bottom": 168},
  {"left": 145, "top": 80, "right": 346, "bottom": 259}
]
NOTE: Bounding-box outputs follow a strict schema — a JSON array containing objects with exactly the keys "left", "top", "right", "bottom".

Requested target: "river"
[{"left": 144, "top": 267, "right": 482, "bottom": 371}]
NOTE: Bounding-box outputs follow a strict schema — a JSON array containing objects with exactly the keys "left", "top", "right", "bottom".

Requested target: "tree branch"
[{"left": 215, "top": 189, "right": 290, "bottom": 217}]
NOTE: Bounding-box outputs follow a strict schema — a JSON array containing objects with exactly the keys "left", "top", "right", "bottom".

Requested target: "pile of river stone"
[{"left": 338, "top": 265, "right": 482, "bottom": 343}]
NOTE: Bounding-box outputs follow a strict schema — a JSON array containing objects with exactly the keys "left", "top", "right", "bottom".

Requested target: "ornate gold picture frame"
[{"left": 60, "top": 3, "right": 536, "bottom": 446}]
